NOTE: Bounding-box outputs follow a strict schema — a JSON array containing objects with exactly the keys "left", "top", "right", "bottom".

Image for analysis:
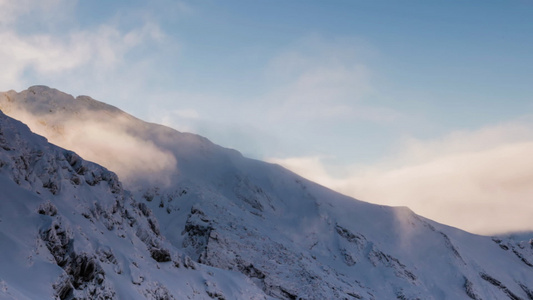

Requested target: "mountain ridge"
[{"left": 1, "top": 86, "right": 533, "bottom": 299}]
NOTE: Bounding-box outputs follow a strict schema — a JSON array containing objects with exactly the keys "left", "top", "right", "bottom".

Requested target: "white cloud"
[
  {"left": 0, "top": 22, "right": 165, "bottom": 89},
  {"left": 0, "top": 0, "right": 72, "bottom": 25},
  {"left": 0, "top": 0, "right": 172, "bottom": 109},
  {"left": 62, "top": 118, "right": 177, "bottom": 187},
  {"left": 269, "top": 120, "right": 533, "bottom": 235}
]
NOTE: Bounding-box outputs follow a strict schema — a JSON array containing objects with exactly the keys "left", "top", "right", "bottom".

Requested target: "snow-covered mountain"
[
  {"left": 1, "top": 86, "right": 533, "bottom": 299},
  {"left": 0, "top": 106, "right": 267, "bottom": 299}
]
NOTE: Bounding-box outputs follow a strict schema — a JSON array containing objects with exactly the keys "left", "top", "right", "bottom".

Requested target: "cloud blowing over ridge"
[
  {"left": 0, "top": 90, "right": 178, "bottom": 188},
  {"left": 270, "top": 121, "right": 533, "bottom": 235}
]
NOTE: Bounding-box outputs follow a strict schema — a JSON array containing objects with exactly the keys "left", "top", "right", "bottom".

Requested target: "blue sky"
[{"left": 1, "top": 0, "right": 533, "bottom": 234}]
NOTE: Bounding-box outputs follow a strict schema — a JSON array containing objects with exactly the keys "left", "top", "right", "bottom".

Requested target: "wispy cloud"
[
  {"left": 269, "top": 120, "right": 533, "bottom": 235},
  {"left": 0, "top": 0, "right": 73, "bottom": 25},
  {"left": 0, "top": 0, "right": 177, "bottom": 117},
  {"left": 264, "top": 36, "right": 396, "bottom": 122},
  {"left": 0, "top": 22, "right": 165, "bottom": 88}
]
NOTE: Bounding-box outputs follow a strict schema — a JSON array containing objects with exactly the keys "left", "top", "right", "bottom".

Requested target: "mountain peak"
[{"left": 5, "top": 85, "right": 124, "bottom": 116}]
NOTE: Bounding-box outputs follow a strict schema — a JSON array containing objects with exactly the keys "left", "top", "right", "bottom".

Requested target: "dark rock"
[{"left": 151, "top": 247, "right": 172, "bottom": 262}]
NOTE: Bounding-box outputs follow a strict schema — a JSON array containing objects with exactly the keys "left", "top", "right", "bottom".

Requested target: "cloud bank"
[{"left": 270, "top": 121, "right": 533, "bottom": 235}]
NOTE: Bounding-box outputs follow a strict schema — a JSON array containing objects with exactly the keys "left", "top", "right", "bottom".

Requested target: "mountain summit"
[{"left": 1, "top": 86, "right": 533, "bottom": 299}]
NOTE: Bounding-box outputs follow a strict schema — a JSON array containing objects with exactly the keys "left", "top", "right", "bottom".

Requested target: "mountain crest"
[{"left": 1, "top": 87, "right": 533, "bottom": 299}]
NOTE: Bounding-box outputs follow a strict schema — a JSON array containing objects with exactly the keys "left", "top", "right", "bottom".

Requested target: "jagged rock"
[
  {"left": 143, "top": 282, "right": 174, "bottom": 300},
  {"left": 480, "top": 273, "right": 521, "bottom": 300},
  {"left": 519, "top": 283, "right": 533, "bottom": 300},
  {"left": 464, "top": 277, "right": 482, "bottom": 300},
  {"left": 40, "top": 219, "right": 73, "bottom": 266},
  {"left": 183, "top": 255, "right": 197, "bottom": 270},
  {"left": 38, "top": 201, "right": 58, "bottom": 216},
  {"left": 205, "top": 280, "right": 226, "bottom": 300},
  {"left": 368, "top": 246, "right": 417, "bottom": 282},
  {"left": 53, "top": 274, "right": 73, "bottom": 300},
  {"left": 150, "top": 247, "right": 172, "bottom": 262}
]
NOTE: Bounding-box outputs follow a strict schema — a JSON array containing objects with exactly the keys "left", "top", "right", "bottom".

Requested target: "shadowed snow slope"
[
  {"left": 0, "top": 109, "right": 268, "bottom": 300},
  {"left": 1, "top": 86, "right": 533, "bottom": 299}
]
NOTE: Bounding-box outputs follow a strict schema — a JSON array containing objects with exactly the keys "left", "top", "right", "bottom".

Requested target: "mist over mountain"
[{"left": 1, "top": 86, "right": 533, "bottom": 299}]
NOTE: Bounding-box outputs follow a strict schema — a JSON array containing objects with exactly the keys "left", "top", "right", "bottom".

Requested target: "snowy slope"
[
  {"left": 1, "top": 86, "right": 533, "bottom": 299},
  {"left": 0, "top": 109, "right": 269, "bottom": 299}
]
